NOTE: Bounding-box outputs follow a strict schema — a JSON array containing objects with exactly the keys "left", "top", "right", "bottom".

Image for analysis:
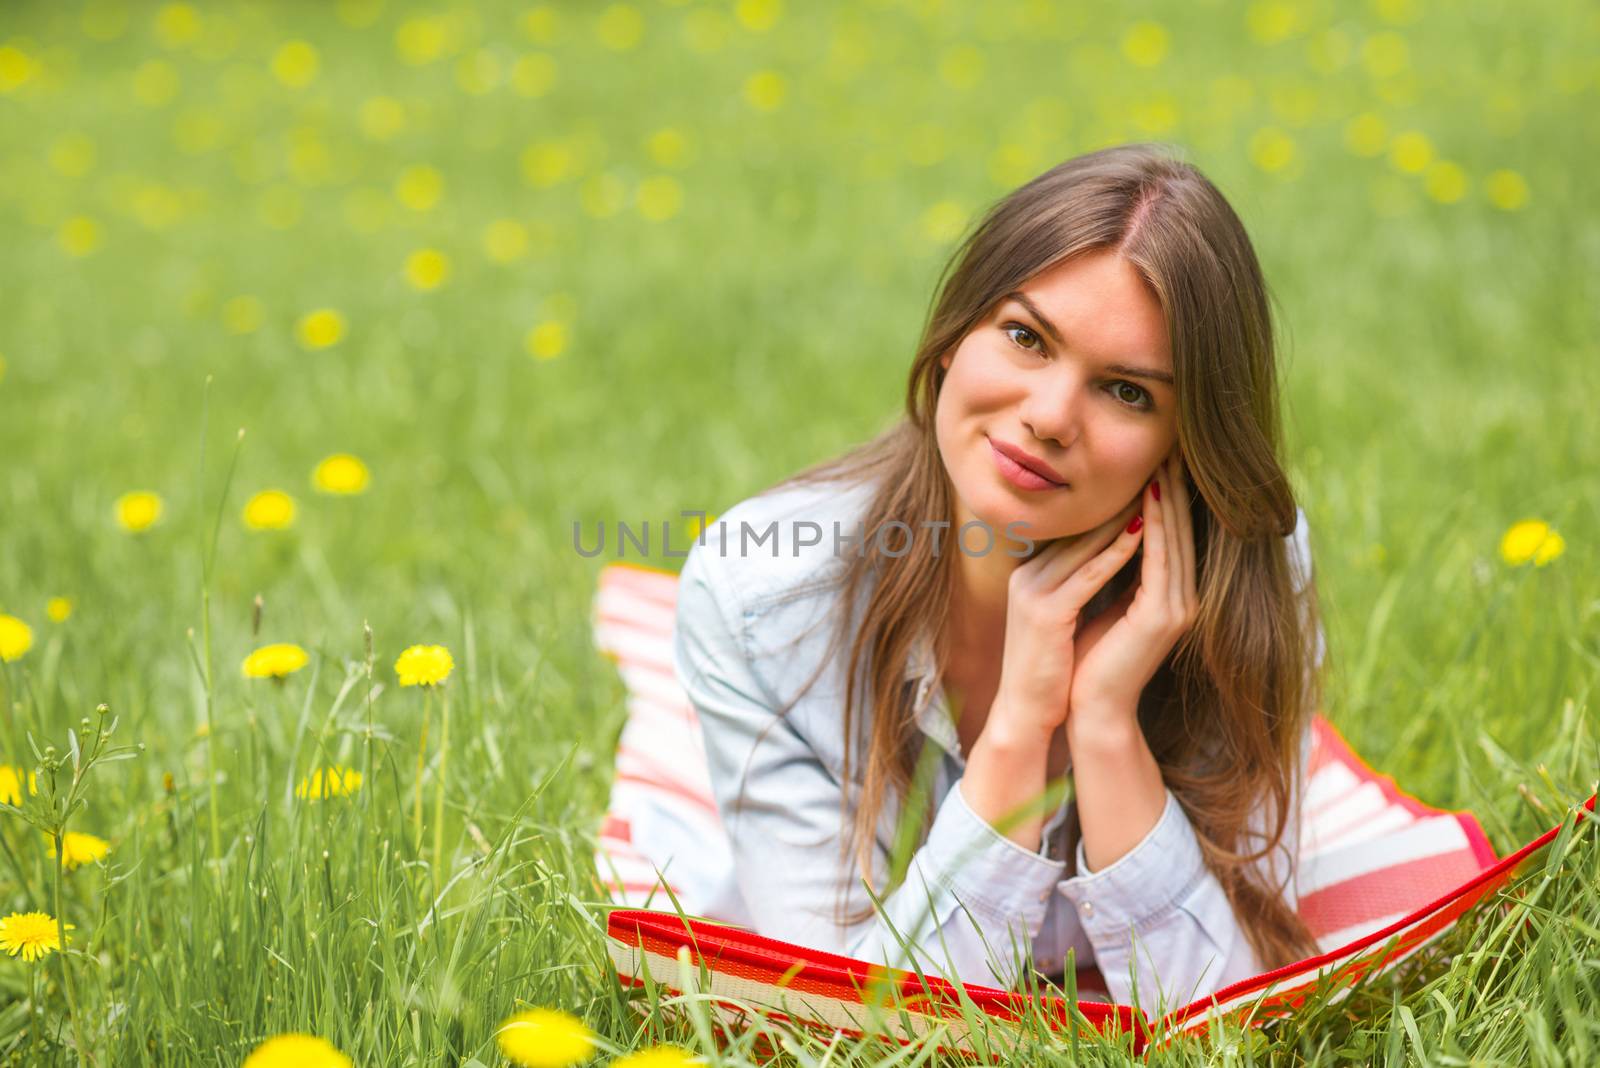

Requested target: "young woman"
[{"left": 672, "top": 143, "right": 1327, "bottom": 1011}]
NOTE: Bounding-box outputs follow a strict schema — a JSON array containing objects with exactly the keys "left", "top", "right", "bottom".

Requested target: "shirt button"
[{"left": 1080, "top": 900, "right": 1094, "bottom": 918}]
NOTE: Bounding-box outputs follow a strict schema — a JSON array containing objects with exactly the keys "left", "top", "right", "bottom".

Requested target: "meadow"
[{"left": 0, "top": 0, "right": 1598, "bottom": 1063}]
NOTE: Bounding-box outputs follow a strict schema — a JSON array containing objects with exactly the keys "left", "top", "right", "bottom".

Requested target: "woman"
[{"left": 672, "top": 143, "right": 1327, "bottom": 1012}]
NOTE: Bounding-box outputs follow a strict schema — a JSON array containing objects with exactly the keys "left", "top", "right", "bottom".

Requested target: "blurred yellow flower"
[
  {"left": 521, "top": 6, "right": 561, "bottom": 44},
  {"left": 520, "top": 141, "right": 574, "bottom": 187},
  {"left": 1249, "top": 126, "right": 1296, "bottom": 173},
  {"left": 1388, "top": 130, "right": 1432, "bottom": 173},
  {"left": 0, "top": 912, "right": 72, "bottom": 963},
  {"left": 1499, "top": 520, "right": 1565, "bottom": 568},
  {"left": 1247, "top": 2, "right": 1301, "bottom": 45},
  {"left": 396, "top": 644, "right": 453, "bottom": 687},
  {"left": 736, "top": 0, "right": 781, "bottom": 32},
  {"left": 595, "top": 4, "right": 643, "bottom": 51},
  {"left": 50, "top": 133, "right": 96, "bottom": 176},
  {"left": 742, "top": 70, "right": 786, "bottom": 111},
  {"left": 613, "top": 1047, "right": 698, "bottom": 1068},
  {"left": 1424, "top": 161, "right": 1468, "bottom": 204},
  {"left": 937, "top": 45, "right": 985, "bottom": 89},
  {"left": 919, "top": 200, "right": 967, "bottom": 244},
  {"left": 396, "top": 16, "right": 449, "bottom": 65},
  {"left": 0, "top": 615, "right": 31, "bottom": 662},
  {"left": 0, "top": 765, "right": 37, "bottom": 806},
  {"left": 242, "top": 642, "right": 310, "bottom": 680},
  {"left": 395, "top": 164, "right": 444, "bottom": 211},
  {"left": 1484, "top": 169, "right": 1529, "bottom": 211},
  {"left": 46, "top": 597, "right": 72, "bottom": 623},
  {"left": 313, "top": 453, "right": 370, "bottom": 495},
  {"left": 156, "top": 3, "right": 202, "bottom": 48},
  {"left": 1343, "top": 112, "right": 1388, "bottom": 157},
  {"left": 404, "top": 248, "right": 451, "bottom": 291},
  {"left": 243, "top": 1034, "right": 352, "bottom": 1068},
  {"left": 360, "top": 95, "right": 406, "bottom": 141},
  {"left": 297, "top": 309, "right": 346, "bottom": 349},
  {"left": 525, "top": 320, "right": 568, "bottom": 361},
  {"left": 1121, "top": 20, "right": 1170, "bottom": 66},
  {"left": 645, "top": 127, "right": 690, "bottom": 168},
  {"left": 46, "top": 832, "right": 110, "bottom": 871},
  {"left": 635, "top": 176, "right": 683, "bottom": 222},
  {"left": 296, "top": 765, "right": 363, "bottom": 800},
  {"left": 496, "top": 1008, "right": 597, "bottom": 1068},
  {"left": 510, "top": 53, "right": 558, "bottom": 97},
  {"left": 272, "top": 40, "right": 320, "bottom": 88},
  {"left": 242, "top": 489, "right": 296, "bottom": 531},
  {"left": 1361, "top": 31, "right": 1410, "bottom": 79},
  {"left": 222, "top": 295, "right": 264, "bottom": 335},
  {"left": 58, "top": 216, "right": 101, "bottom": 257},
  {"left": 483, "top": 219, "right": 529, "bottom": 263},
  {"left": 133, "top": 59, "right": 180, "bottom": 106},
  {"left": 116, "top": 491, "right": 163, "bottom": 533},
  {"left": 0, "top": 45, "right": 39, "bottom": 93},
  {"left": 455, "top": 49, "right": 503, "bottom": 94}
]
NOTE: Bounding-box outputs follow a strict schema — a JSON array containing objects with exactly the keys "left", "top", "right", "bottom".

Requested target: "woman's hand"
[
  {"left": 1067, "top": 451, "right": 1198, "bottom": 735},
  {"left": 985, "top": 490, "right": 1148, "bottom": 747}
]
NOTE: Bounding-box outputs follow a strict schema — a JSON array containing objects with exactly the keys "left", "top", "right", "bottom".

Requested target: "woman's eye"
[
  {"left": 1002, "top": 323, "right": 1043, "bottom": 352},
  {"left": 1112, "top": 381, "right": 1153, "bottom": 409}
]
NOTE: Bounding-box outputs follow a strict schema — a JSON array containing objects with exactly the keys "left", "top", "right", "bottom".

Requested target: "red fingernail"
[
  {"left": 1126, "top": 515, "right": 1143, "bottom": 534},
  {"left": 1151, "top": 480, "right": 1161, "bottom": 501}
]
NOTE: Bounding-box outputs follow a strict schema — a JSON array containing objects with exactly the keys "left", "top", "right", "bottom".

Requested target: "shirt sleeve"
[{"left": 674, "top": 543, "right": 1066, "bottom": 991}]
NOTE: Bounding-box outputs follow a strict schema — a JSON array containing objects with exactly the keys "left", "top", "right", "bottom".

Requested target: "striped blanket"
[{"left": 591, "top": 561, "right": 1595, "bottom": 1055}]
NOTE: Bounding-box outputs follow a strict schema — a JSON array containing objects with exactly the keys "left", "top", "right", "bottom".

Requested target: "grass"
[{"left": 0, "top": 0, "right": 1598, "bottom": 1063}]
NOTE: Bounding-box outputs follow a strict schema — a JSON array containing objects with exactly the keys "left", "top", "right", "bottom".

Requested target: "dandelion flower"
[
  {"left": 0, "top": 614, "right": 31, "bottom": 661},
  {"left": 46, "top": 597, "right": 72, "bottom": 623},
  {"left": 242, "top": 642, "right": 310, "bottom": 680},
  {"left": 312, "top": 453, "right": 371, "bottom": 495},
  {"left": 404, "top": 248, "right": 451, "bottom": 291},
  {"left": 242, "top": 489, "right": 296, "bottom": 531},
  {"left": 0, "top": 912, "right": 72, "bottom": 962},
  {"left": 1499, "top": 519, "right": 1565, "bottom": 567},
  {"left": 613, "top": 1047, "right": 700, "bottom": 1068},
  {"left": 395, "top": 644, "right": 453, "bottom": 687},
  {"left": 115, "top": 490, "right": 163, "bottom": 533},
  {"left": 46, "top": 832, "right": 110, "bottom": 871},
  {"left": 495, "top": 1008, "right": 597, "bottom": 1068},
  {"left": 242, "top": 1033, "right": 352, "bottom": 1068},
  {"left": 297, "top": 308, "right": 346, "bottom": 349},
  {"left": 0, "top": 765, "right": 37, "bottom": 806},
  {"left": 296, "top": 765, "right": 363, "bottom": 800}
]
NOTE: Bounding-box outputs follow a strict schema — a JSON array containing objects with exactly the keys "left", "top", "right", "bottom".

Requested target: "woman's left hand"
[{"left": 1067, "top": 450, "right": 1198, "bottom": 733}]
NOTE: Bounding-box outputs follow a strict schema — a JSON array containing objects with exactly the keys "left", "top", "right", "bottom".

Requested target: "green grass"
[{"left": 1, "top": 0, "right": 1598, "bottom": 1063}]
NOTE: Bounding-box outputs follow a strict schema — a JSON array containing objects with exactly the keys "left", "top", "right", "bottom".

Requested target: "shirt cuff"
[
  {"left": 1056, "top": 789, "right": 1206, "bottom": 940},
  {"left": 921, "top": 778, "right": 1067, "bottom": 928},
  {"left": 1039, "top": 790, "right": 1073, "bottom": 859}
]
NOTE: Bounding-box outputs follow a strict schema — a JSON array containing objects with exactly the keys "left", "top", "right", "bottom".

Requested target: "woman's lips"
[{"left": 988, "top": 437, "right": 1068, "bottom": 492}]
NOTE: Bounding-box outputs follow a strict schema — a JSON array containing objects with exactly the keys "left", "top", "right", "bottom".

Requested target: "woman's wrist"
[{"left": 963, "top": 709, "right": 1055, "bottom": 850}]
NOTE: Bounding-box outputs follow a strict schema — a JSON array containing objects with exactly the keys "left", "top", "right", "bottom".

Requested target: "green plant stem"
[
  {"left": 412, "top": 688, "right": 432, "bottom": 854},
  {"left": 431, "top": 687, "right": 450, "bottom": 878},
  {"left": 52, "top": 834, "right": 92, "bottom": 1064}
]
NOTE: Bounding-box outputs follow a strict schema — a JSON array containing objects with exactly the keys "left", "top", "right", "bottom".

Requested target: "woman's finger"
[
  {"left": 1054, "top": 506, "right": 1145, "bottom": 611},
  {"left": 1161, "top": 455, "right": 1182, "bottom": 611},
  {"left": 1140, "top": 471, "right": 1168, "bottom": 617},
  {"left": 1031, "top": 494, "right": 1143, "bottom": 589},
  {"left": 1172, "top": 453, "right": 1197, "bottom": 609}
]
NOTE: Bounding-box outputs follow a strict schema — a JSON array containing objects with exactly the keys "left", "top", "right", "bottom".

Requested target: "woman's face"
[{"left": 934, "top": 249, "right": 1180, "bottom": 545}]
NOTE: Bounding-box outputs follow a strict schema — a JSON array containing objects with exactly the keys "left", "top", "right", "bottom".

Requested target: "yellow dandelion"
[
  {"left": 242, "top": 1033, "right": 353, "bottom": 1068},
  {"left": 46, "top": 832, "right": 110, "bottom": 871},
  {"left": 510, "top": 52, "right": 558, "bottom": 97},
  {"left": 360, "top": 95, "right": 407, "bottom": 141},
  {"left": 1484, "top": 169, "right": 1529, "bottom": 211},
  {"left": 58, "top": 216, "right": 101, "bottom": 257},
  {"left": 312, "top": 453, "right": 370, "bottom": 495},
  {"left": 222, "top": 295, "right": 265, "bottom": 335},
  {"left": 242, "top": 489, "right": 296, "bottom": 531},
  {"left": 242, "top": 642, "right": 310, "bottom": 680},
  {"left": 496, "top": 1008, "right": 597, "bottom": 1068},
  {"left": 395, "top": 644, "right": 453, "bottom": 687},
  {"left": 595, "top": 4, "right": 643, "bottom": 51},
  {"left": 296, "top": 765, "right": 363, "bottom": 801},
  {"left": 525, "top": 320, "right": 567, "bottom": 361},
  {"left": 1121, "top": 20, "right": 1169, "bottom": 67},
  {"left": 735, "top": 0, "right": 781, "bottom": 33},
  {"left": 613, "top": 1047, "right": 699, "bottom": 1068},
  {"left": 635, "top": 175, "right": 683, "bottom": 222},
  {"left": 404, "top": 248, "right": 451, "bottom": 291},
  {"left": 395, "top": 164, "right": 444, "bottom": 211},
  {"left": 919, "top": 200, "right": 967, "bottom": 244},
  {"left": 0, "top": 765, "right": 38, "bottom": 806},
  {"left": 0, "top": 912, "right": 73, "bottom": 963},
  {"left": 742, "top": 70, "right": 786, "bottom": 111},
  {"left": 297, "top": 308, "right": 346, "bottom": 349},
  {"left": 645, "top": 127, "right": 690, "bottom": 169},
  {"left": 483, "top": 219, "right": 529, "bottom": 263},
  {"left": 46, "top": 597, "right": 72, "bottom": 623},
  {"left": 271, "top": 40, "right": 320, "bottom": 88},
  {"left": 1424, "top": 161, "right": 1468, "bottom": 204},
  {"left": 51, "top": 134, "right": 97, "bottom": 176},
  {"left": 0, "top": 614, "right": 31, "bottom": 662},
  {"left": 1249, "top": 126, "right": 1296, "bottom": 173},
  {"left": 1499, "top": 519, "right": 1565, "bottom": 568},
  {"left": 115, "top": 490, "right": 163, "bottom": 533},
  {"left": 1388, "top": 129, "right": 1432, "bottom": 173}
]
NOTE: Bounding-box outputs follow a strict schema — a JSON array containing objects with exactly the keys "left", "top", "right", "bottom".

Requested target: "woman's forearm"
[
  {"left": 962, "top": 715, "right": 1058, "bottom": 850},
  {"left": 1067, "top": 706, "right": 1165, "bottom": 871}
]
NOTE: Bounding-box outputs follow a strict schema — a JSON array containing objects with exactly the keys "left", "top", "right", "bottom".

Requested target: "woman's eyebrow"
[{"left": 1003, "top": 291, "right": 1175, "bottom": 386}]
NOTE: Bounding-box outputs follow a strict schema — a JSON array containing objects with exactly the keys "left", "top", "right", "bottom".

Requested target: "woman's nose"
[{"left": 1019, "top": 370, "right": 1085, "bottom": 447}]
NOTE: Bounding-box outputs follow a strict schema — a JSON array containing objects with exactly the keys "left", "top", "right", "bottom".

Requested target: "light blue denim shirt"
[{"left": 673, "top": 476, "right": 1321, "bottom": 1011}]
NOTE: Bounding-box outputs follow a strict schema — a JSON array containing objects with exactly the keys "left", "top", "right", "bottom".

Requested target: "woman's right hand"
[{"left": 988, "top": 494, "right": 1148, "bottom": 747}]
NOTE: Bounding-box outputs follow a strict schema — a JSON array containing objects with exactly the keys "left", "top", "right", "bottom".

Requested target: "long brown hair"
[{"left": 786, "top": 142, "right": 1325, "bottom": 970}]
